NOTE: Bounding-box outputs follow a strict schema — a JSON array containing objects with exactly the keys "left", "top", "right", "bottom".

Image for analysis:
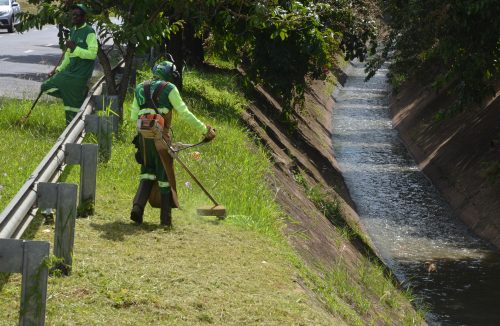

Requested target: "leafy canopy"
[{"left": 367, "top": 0, "right": 500, "bottom": 112}]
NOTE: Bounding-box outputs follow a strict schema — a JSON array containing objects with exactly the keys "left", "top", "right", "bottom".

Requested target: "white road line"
[{"left": 24, "top": 50, "right": 34, "bottom": 53}]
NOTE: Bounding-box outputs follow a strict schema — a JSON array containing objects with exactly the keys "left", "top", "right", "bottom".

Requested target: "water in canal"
[{"left": 331, "top": 61, "right": 500, "bottom": 325}]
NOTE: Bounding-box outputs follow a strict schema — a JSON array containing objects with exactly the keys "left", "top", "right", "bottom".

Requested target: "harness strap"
[
  {"left": 143, "top": 80, "right": 158, "bottom": 113},
  {"left": 143, "top": 80, "right": 171, "bottom": 112}
]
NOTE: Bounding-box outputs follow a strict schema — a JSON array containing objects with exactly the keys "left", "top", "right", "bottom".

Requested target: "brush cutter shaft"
[
  {"left": 171, "top": 140, "right": 207, "bottom": 152},
  {"left": 171, "top": 150, "right": 219, "bottom": 206},
  {"left": 157, "top": 136, "right": 219, "bottom": 206}
]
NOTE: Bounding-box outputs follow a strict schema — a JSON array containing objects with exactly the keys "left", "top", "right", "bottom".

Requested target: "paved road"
[{"left": 0, "top": 26, "right": 62, "bottom": 99}]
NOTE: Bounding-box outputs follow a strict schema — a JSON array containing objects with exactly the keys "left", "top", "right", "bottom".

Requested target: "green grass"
[
  {"left": 0, "top": 67, "right": 424, "bottom": 325},
  {"left": 0, "top": 97, "right": 66, "bottom": 211}
]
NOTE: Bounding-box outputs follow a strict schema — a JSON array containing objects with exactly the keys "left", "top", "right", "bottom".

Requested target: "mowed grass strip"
[{"left": 0, "top": 70, "right": 338, "bottom": 325}]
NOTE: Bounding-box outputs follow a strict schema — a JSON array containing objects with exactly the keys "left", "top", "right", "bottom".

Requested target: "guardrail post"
[
  {"left": 64, "top": 144, "right": 98, "bottom": 217},
  {"left": 93, "top": 94, "right": 120, "bottom": 130},
  {"left": 0, "top": 238, "right": 49, "bottom": 326},
  {"left": 85, "top": 114, "right": 113, "bottom": 162},
  {"left": 37, "top": 183, "right": 77, "bottom": 275}
]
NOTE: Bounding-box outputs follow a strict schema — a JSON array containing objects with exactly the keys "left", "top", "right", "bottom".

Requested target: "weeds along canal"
[{"left": 331, "top": 61, "right": 500, "bottom": 325}]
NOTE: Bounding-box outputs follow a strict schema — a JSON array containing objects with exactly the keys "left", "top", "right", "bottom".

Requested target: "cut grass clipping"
[{"left": 0, "top": 67, "right": 423, "bottom": 325}]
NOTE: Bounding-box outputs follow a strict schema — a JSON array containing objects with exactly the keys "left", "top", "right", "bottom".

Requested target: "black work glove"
[{"left": 203, "top": 125, "right": 216, "bottom": 142}]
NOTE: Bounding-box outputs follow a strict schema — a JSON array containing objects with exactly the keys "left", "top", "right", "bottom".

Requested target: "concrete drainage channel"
[{"left": 0, "top": 71, "right": 121, "bottom": 325}]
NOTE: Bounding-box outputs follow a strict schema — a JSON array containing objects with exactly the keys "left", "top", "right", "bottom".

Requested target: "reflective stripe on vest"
[
  {"left": 140, "top": 173, "right": 156, "bottom": 180},
  {"left": 158, "top": 181, "right": 170, "bottom": 188}
]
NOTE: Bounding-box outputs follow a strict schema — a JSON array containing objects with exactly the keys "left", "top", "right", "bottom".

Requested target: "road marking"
[{"left": 24, "top": 50, "right": 34, "bottom": 53}]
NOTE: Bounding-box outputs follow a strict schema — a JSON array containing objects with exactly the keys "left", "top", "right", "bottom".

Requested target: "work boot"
[
  {"left": 130, "top": 180, "right": 154, "bottom": 224},
  {"left": 160, "top": 192, "right": 172, "bottom": 227}
]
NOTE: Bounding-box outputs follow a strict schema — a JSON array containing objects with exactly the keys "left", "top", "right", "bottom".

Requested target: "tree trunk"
[
  {"left": 183, "top": 23, "right": 204, "bottom": 66},
  {"left": 97, "top": 43, "right": 117, "bottom": 96},
  {"left": 165, "top": 29, "right": 184, "bottom": 91},
  {"left": 117, "top": 42, "right": 136, "bottom": 118}
]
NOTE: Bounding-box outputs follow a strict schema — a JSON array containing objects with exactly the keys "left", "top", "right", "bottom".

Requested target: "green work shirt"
[
  {"left": 41, "top": 22, "right": 97, "bottom": 113},
  {"left": 130, "top": 80, "right": 208, "bottom": 135},
  {"left": 56, "top": 23, "right": 98, "bottom": 81}
]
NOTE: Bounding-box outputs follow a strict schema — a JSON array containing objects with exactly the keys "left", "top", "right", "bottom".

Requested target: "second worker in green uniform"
[
  {"left": 41, "top": 4, "right": 97, "bottom": 125},
  {"left": 130, "top": 60, "right": 216, "bottom": 227}
]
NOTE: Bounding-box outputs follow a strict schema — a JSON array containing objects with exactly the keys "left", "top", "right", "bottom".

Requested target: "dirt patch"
[{"left": 390, "top": 81, "right": 500, "bottom": 249}]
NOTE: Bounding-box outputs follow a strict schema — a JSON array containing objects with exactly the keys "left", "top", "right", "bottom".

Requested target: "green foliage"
[
  {"left": 201, "top": 0, "right": 379, "bottom": 115},
  {"left": 18, "top": 1, "right": 379, "bottom": 117},
  {"left": 367, "top": 0, "right": 500, "bottom": 111}
]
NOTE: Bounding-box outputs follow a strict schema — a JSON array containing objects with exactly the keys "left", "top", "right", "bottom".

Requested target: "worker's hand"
[
  {"left": 65, "top": 40, "right": 76, "bottom": 50},
  {"left": 203, "top": 125, "right": 216, "bottom": 142},
  {"left": 47, "top": 69, "right": 57, "bottom": 78}
]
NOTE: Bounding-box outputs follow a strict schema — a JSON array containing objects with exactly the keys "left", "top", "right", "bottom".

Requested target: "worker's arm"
[
  {"left": 57, "top": 32, "right": 97, "bottom": 73},
  {"left": 168, "top": 86, "right": 208, "bottom": 134},
  {"left": 56, "top": 50, "right": 70, "bottom": 72},
  {"left": 72, "top": 32, "right": 98, "bottom": 60},
  {"left": 130, "top": 96, "right": 140, "bottom": 121}
]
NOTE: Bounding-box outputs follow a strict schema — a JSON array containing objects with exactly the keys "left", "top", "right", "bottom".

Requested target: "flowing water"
[{"left": 331, "top": 61, "right": 500, "bottom": 325}]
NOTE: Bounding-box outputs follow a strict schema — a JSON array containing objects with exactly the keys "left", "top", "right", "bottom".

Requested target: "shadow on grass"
[
  {"left": 90, "top": 220, "right": 171, "bottom": 241},
  {"left": 183, "top": 71, "right": 244, "bottom": 124}
]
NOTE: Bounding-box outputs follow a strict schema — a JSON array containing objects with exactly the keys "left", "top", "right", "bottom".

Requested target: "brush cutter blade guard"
[{"left": 196, "top": 205, "right": 226, "bottom": 219}]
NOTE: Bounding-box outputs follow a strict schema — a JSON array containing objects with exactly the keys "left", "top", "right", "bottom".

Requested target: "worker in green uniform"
[
  {"left": 130, "top": 60, "right": 216, "bottom": 227},
  {"left": 41, "top": 4, "right": 97, "bottom": 125}
]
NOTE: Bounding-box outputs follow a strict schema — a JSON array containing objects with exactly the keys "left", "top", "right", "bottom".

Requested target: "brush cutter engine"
[{"left": 137, "top": 114, "right": 164, "bottom": 139}]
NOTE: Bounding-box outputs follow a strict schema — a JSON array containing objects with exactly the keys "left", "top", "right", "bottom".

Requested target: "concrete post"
[
  {"left": 65, "top": 143, "right": 98, "bottom": 216},
  {"left": 0, "top": 239, "right": 49, "bottom": 326},
  {"left": 37, "top": 183, "right": 77, "bottom": 275}
]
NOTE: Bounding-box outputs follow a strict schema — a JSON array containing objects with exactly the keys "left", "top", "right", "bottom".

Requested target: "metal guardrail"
[{"left": 0, "top": 78, "right": 105, "bottom": 239}]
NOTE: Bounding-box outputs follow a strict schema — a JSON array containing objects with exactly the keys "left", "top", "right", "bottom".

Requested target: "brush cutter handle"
[
  {"left": 173, "top": 153, "right": 219, "bottom": 206},
  {"left": 171, "top": 139, "right": 209, "bottom": 152},
  {"left": 17, "top": 91, "right": 43, "bottom": 125}
]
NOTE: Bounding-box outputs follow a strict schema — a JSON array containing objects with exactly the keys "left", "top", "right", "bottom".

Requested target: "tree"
[
  {"left": 170, "top": 0, "right": 379, "bottom": 116},
  {"left": 18, "top": 0, "right": 182, "bottom": 114},
  {"left": 366, "top": 0, "right": 500, "bottom": 112},
  {"left": 19, "top": 0, "right": 380, "bottom": 119}
]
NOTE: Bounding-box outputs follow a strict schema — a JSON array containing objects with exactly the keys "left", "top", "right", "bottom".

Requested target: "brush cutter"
[{"left": 137, "top": 116, "right": 226, "bottom": 219}]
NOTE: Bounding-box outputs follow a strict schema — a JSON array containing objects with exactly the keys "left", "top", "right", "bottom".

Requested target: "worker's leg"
[
  {"left": 130, "top": 178, "right": 154, "bottom": 224},
  {"left": 64, "top": 108, "right": 79, "bottom": 125},
  {"left": 130, "top": 137, "right": 156, "bottom": 224}
]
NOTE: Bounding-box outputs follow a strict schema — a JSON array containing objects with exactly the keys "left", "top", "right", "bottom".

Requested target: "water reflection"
[{"left": 331, "top": 61, "right": 500, "bottom": 325}]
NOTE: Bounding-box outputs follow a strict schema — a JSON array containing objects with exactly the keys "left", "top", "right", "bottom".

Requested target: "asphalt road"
[{"left": 0, "top": 26, "right": 62, "bottom": 99}]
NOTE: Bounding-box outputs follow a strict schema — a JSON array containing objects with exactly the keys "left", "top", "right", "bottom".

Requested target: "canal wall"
[{"left": 390, "top": 81, "right": 500, "bottom": 249}]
